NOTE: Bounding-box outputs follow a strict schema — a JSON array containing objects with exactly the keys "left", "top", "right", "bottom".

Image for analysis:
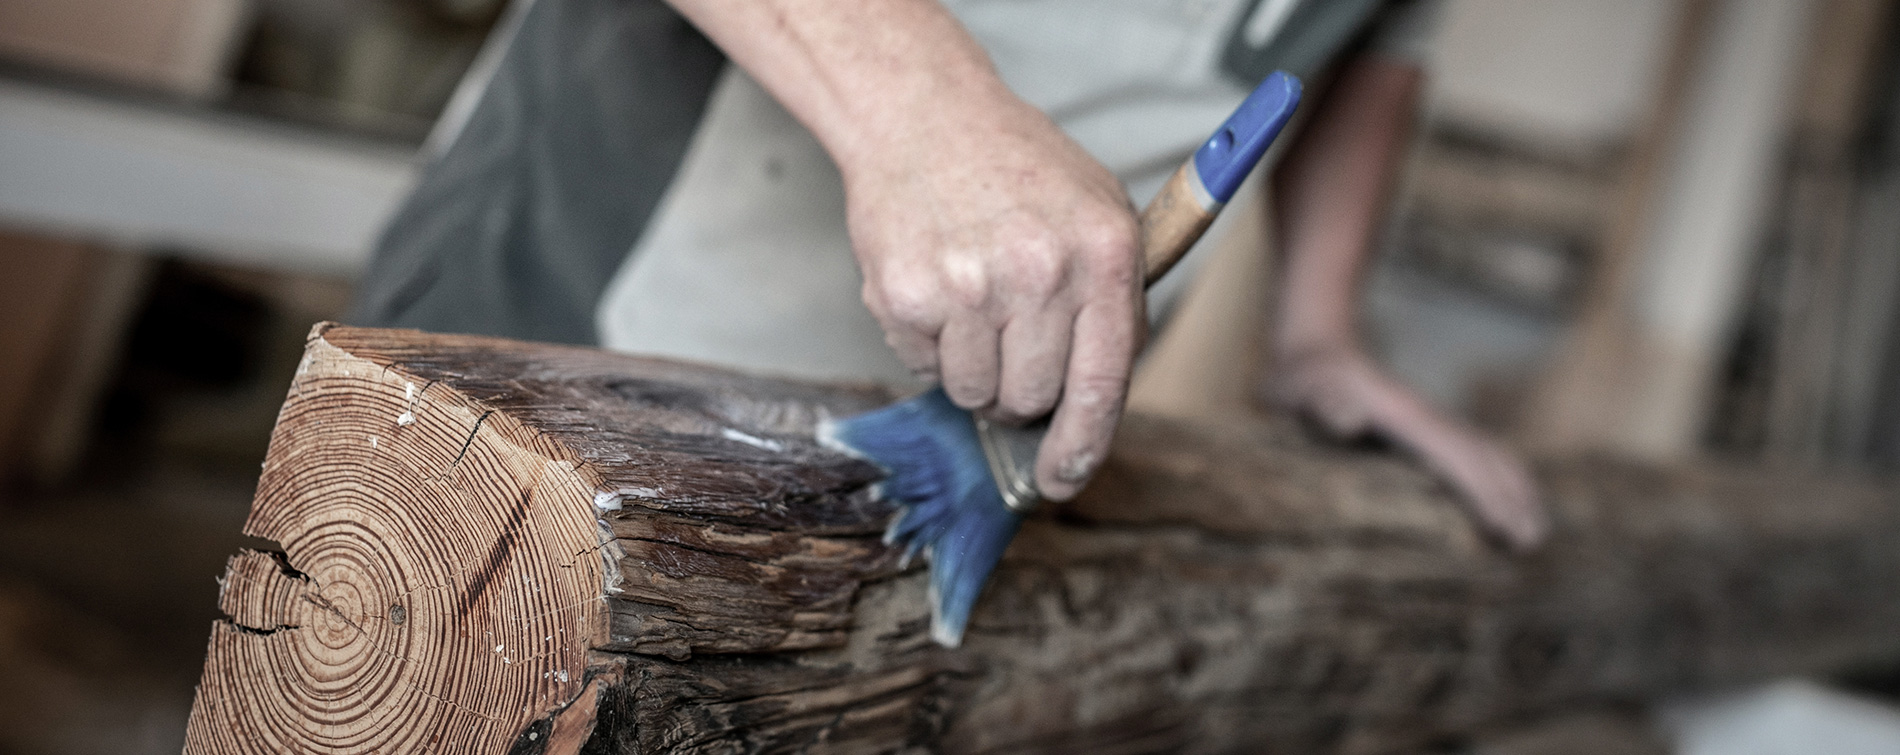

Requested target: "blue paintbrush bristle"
[{"left": 818, "top": 388, "right": 1022, "bottom": 647}]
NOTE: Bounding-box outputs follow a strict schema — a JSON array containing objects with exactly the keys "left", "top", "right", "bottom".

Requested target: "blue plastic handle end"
[{"left": 1191, "top": 70, "right": 1302, "bottom": 205}]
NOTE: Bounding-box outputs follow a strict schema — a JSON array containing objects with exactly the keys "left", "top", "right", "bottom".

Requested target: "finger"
[
  {"left": 992, "top": 307, "right": 1074, "bottom": 423},
  {"left": 883, "top": 325, "right": 941, "bottom": 380},
  {"left": 1475, "top": 450, "right": 1547, "bottom": 551},
  {"left": 937, "top": 315, "right": 1001, "bottom": 410},
  {"left": 1035, "top": 298, "right": 1139, "bottom": 500},
  {"left": 1413, "top": 423, "right": 1547, "bottom": 552},
  {"left": 862, "top": 280, "right": 943, "bottom": 379}
]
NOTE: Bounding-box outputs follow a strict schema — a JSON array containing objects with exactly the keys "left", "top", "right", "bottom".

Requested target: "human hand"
[
  {"left": 837, "top": 91, "right": 1143, "bottom": 502},
  {"left": 1266, "top": 344, "right": 1549, "bottom": 550}
]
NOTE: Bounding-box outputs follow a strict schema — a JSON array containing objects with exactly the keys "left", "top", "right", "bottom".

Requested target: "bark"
[{"left": 183, "top": 324, "right": 1900, "bottom": 754}]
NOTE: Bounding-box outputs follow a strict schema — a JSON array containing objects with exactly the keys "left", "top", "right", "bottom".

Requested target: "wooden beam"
[
  {"left": 1517, "top": 0, "right": 1719, "bottom": 455},
  {"left": 184, "top": 324, "right": 1900, "bottom": 754}
]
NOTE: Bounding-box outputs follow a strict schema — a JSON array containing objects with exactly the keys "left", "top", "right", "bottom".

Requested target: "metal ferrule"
[{"left": 973, "top": 416, "right": 1044, "bottom": 514}]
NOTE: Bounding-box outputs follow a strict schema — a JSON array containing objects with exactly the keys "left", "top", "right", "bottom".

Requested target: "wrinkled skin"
[
  {"left": 664, "top": 0, "right": 1546, "bottom": 545},
  {"left": 667, "top": 0, "right": 1142, "bottom": 501}
]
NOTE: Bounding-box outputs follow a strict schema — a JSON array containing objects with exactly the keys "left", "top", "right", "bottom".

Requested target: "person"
[{"left": 351, "top": 0, "right": 1547, "bottom": 549}]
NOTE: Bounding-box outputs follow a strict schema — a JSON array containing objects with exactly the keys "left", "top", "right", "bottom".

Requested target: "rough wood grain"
[{"left": 185, "top": 324, "right": 1900, "bottom": 754}]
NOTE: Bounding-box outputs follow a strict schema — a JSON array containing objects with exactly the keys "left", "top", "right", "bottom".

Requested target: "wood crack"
[
  {"left": 224, "top": 619, "right": 302, "bottom": 637},
  {"left": 184, "top": 325, "right": 1900, "bottom": 755},
  {"left": 448, "top": 409, "right": 495, "bottom": 472},
  {"left": 460, "top": 487, "right": 535, "bottom": 614}
]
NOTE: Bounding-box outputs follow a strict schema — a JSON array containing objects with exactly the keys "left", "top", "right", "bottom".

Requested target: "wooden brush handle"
[
  {"left": 1136, "top": 71, "right": 1301, "bottom": 286},
  {"left": 983, "top": 72, "right": 1302, "bottom": 513},
  {"left": 1138, "top": 162, "right": 1223, "bottom": 284}
]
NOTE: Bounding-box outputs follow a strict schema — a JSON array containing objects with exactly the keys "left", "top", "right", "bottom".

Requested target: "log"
[{"left": 183, "top": 324, "right": 1900, "bottom": 754}]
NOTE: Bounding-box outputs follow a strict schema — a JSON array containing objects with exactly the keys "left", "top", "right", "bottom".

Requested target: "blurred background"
[{"left": 2, "top": 0, "right": 1900, "bottom": 752}]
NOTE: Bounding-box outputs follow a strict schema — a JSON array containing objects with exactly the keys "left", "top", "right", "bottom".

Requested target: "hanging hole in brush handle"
[{"left": 1137, "top": 70, "right": 1301, "bottom": 284}]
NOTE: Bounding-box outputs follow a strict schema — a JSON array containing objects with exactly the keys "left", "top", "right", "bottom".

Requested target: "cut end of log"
[
  {"left": 181, "top": 324, "right": 1900, "bottom": 754},
  {"left": 185, "top": 326, "right": 615, "bottom": 754}
]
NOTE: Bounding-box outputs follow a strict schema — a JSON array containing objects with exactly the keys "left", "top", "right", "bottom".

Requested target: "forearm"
[
  {"left": 666, "top": 0, "right": 1141, "bottom": 501},
  {"left": 1269, "top": 54, "right": 1425, "bottom": 351},
  {"left": 663, "top": 0, "right": 1017, "bottom": 179}
]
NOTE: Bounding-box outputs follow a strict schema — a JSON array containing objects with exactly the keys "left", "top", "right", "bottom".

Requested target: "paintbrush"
[{"left": 821, "top": 71, "right": 1302, "bottom": 647}]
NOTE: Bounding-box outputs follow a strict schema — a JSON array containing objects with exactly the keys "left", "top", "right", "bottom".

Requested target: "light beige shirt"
[{"left": 596, "top": 0, "right": 1437, "bottom": 385}]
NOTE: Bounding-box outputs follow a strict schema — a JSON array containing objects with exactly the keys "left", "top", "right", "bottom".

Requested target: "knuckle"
[
  {"left": 940, "top": 251, "right": 994, "bottom": 310},
  {"left": 1081, "top": 229, "right": 1140, "bottom": 288},
  {"left": 1084, "top": 211, "right": 1139, "bottom": 252},
  {"left": 1075, "top": 201, "right": 1136, "bottom": 243},
  {"left": 1094, "top": 248, "right": 1141, "bottom": 289},
  {"left": 1064, "top": 371, "right": 1130, "bottom": 414},
  {"left": 873, "top": 274, "right": 943, "bottom": 330},
  {"left": 1007, "top": 234, "right": 1069, "bottom": 303}
]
